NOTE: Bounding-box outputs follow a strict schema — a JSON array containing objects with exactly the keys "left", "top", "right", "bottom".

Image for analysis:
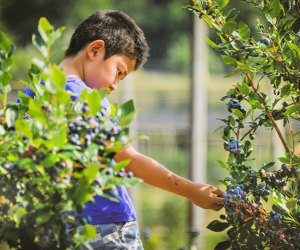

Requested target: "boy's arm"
[{"left": 114, "top": 144, "right": 224, "bottom": 211}]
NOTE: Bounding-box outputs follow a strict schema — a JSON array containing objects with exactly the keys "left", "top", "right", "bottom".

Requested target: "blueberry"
[
  {"left": 281, "top": 164, "right": 288, "bottom": 171},
  {"left": 282, "top": 101, "right": 289, "bottom": 107},
  {"left": 259, "top": 37, "right": 271, "bottom": 46},
  {"left": 257, "top": 183, "right": 265, "bottom": 189},
  {"left": 220, "top": 214, "right": 226, "bottom": 220},
  {"left": 127, "top": 171, "right": 134, "bottom": 178},
  {"left": 237, "top": 94, "right": 243, "bottom": 100},
  {"left": 105, "top": 168, "right": 113, "bottom": 175}
]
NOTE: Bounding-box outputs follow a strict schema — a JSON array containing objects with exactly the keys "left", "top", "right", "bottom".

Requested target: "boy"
[{"left": 28, "top": 10, "right": 224, "bottom": 249}]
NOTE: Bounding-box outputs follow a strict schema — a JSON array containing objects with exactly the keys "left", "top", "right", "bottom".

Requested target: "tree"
[{"left": 187, "top": 0, "right": 299, "bottom": 249}]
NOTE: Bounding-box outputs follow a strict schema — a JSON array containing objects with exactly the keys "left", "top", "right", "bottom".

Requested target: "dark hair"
[{"left": 65, "top": 10, "right": 149, "bottom": 70}]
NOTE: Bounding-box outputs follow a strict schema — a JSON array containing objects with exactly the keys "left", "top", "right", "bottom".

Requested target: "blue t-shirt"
[{"left": 22, "top": 76, "right": 136, "bottom": 224}]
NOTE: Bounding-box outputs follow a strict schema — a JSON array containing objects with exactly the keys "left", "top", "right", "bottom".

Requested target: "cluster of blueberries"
[
  {"left": 224, "top": 137, "right": 243, "bottom": 154},
  {"left": 227, "top": 96, "right": 247, "bottom": 114},
  {"left": 222, "top": 181, "right": 300, "bottom": 248},
  {"left": 259, "top": 164, "right": 298, "bottom": 189},
  {"left": 68, "top": 104, "right": 134, "bottom": 181},
  {"left": 104, "top": 167, "right": 133, "bottom": 179},
  {"left": 221, "top": 161, "right": 300, "bottom": 248},
  {"left": 252, "top": 182, "right": 270, "bottom": 206},
  {"left": 68, "top": 107, "right": 108, "bottom": 148},
  {"left": 264, "top": 209, "right": 300, "bottom": 248}
]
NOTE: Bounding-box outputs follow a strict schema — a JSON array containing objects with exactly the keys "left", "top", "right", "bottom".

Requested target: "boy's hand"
[{"left": 187, "top": 183, "right": 224, "bottom": 211}]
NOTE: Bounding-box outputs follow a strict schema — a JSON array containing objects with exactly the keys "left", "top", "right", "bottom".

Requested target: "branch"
[{"left": 245, "top": 73, "right": 291, "bottom": 155}]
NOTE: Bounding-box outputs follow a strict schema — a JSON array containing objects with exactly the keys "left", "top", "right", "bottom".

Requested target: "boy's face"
[{"left": 84, "top": 41, "right": 136, "bottom": 92}]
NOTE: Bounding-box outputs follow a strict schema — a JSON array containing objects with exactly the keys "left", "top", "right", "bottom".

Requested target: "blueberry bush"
[
  {"left": 0, "top": 19, "right": 140, "bottom": 249},
  {"left": 187, "top": 0, "right": 299, "bottom": 249}
]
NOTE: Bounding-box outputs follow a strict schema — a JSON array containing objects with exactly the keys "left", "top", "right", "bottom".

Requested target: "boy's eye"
[{"left": 117, "top": 69, "right": 122, "bottom": 76}]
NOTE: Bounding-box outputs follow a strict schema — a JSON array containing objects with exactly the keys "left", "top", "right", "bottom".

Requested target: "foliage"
[
  {"left": 187, "top": 0, "right": 300, "bottom": 249},
  {"left": 0, "top": 18, "right": 140, "bottom": 249}
]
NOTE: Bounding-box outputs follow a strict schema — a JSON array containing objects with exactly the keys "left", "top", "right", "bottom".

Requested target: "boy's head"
[{"left": 65, "top": 10, "right": 149, "bottom": 70}]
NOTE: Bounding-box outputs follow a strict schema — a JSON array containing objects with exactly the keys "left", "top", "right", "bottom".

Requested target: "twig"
[{"left": 245, "top": 73, "right": 291, "bottom": 155}]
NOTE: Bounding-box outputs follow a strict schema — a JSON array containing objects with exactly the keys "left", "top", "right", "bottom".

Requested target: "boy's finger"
[
  {"left": 211, "top": 187, "right": 224, "bottom": 196},
  {"left": 210, "top": 203, "right": 223, "bottom": 211},
  {"left": 211, "top": 196, "right": 224, "bottom": 205}
]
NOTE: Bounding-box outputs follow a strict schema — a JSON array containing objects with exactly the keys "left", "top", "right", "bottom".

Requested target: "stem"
[
  {"left": 287, "top": 119, "right": 295, "bottom": 156},
  {"left": 245, "top": 73, "right": 291, "bottom": 155},
  {"left": 3, "top": 91, "right": 7, "bottom": 110}
]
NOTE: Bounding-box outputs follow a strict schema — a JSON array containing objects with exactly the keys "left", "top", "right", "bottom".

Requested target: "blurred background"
[{"left": 0, "top": 0, "right": 276, "bottom": 249}]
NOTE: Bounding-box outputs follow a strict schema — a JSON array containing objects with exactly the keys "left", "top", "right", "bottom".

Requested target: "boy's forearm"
[
  {"left": 133, "top": 155, "right": 194, "bottom": 196},
  {"left": 114, "top": 145, "right": 195, "bottom": 199},
  {"left": 115, "top": 144, "right": 224, "bottom": 210}
]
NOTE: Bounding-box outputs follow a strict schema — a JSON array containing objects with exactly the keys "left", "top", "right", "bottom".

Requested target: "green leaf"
[
  {"left": 38, "top": 17, "right": 53, "bottom": 43},
  {"left": 228, "top": 116, "right": 235, "bottom": 126},
  {"left": 284, "top": 104, "right": 300, "bottom": 115},
  {"left": 207, "top": 220, "right": 230, "bottom": 232},
  {"left": 272, "top": 190, "right": 289, "bottom": 213},
  {"left": 49, "top": 64, "right": 66, "bottom": 92},
  {"left": 221, "top": 55, "right": 237, "bottom": 65},
  {"left": 28, "top": 99, "right": 48, "bottom": 126},
  {"left": 0, "top": 125, "right": 5, "bottom": 135},
  {"left": 48, "top": 126, "right": 67, "bottom": 149},
  {"left": 231, "top": 109, "right": 245, "bottom": 118},
  {"left": 109, "top": 103, "right": 119, "bottom": 119},
  {"left": 35, "top": 212, "right": 52, "bottom": 225},
  {"left": 81, "top": 89, "right": 103, "bottom": 116},
  {"left": 41, "top": 154, "right": 60, "bottom": 167},
  {"left": 117, "top": 176, "right": 143, "bottom": 187},
  {"left": 265, "top": 0, "right": 283, "bottom": 18},
  {"left": 223, "top": 21, "right": 236, "bottom": 34},
  {"left": 286, "top": 198, "right": 297, "bottom": 212},
  {"left": 15, "top": 118, "right": 33, "bottom": 140},
  {"left": 32, "top": 34, "right": 48, "bottom": 59},
  {"left": 2, "top": 57, "right": 14, "bottom": 71},
  {"left": 84, "top": 163, "right": 99, "bottom": 183},
  {"left": 277, "top": 156, "right": 290, "bottom": 164},
  {"left": 5, "top": 106, "right": 18, "bottom": 128},
  {"left": 113, "top": 159, "right": 131, "bottom": 172},
  {"left": 205, "top": 37, "right": 219, "bottom": 49},
  {"left": 214, "top": 240, "right": 231, "bottom": 250},
  {"left": 237, "top": 82, "right": 249, "bottom": 95},
  {"left": 215, "top": 0, "right": 230, "bottom": 9},
  {"left": 117, "top": 99, "right": 136, "bottom": 126},
  {"left": 0, "top": 71, "right": 13, "bottom": 87},
  {"left": 0, "top": 31, "right": 11, "bottom": 54},
  {"left": 237, "top": 22, "right": 250, "bottom": 39},
  {"left": 280, "top": 84, "right": 291, "bottom": 97},
  {"left": 82, "top": 224, "right": 96, "bottom": 239},
  {"left": 217, "top": 160, "right": 230, "bottom": 171},
  {"left": 262, "top": 162, "right": 275, "bottom": 170},
  {"left": 225, "top": 68, "right": 245, "bottom": 77},
  {"left": 12, "top": 206, "right": 27, "bottom": 227}
]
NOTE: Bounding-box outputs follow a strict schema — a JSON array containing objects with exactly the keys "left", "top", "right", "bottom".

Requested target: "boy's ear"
[{"left": 86, "top": 40, "right": 105, "bottom": 59}]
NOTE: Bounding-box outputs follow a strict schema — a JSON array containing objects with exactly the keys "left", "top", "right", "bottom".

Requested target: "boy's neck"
[{"left": 59, "top": 53, "right": 84, "bottom": 80}]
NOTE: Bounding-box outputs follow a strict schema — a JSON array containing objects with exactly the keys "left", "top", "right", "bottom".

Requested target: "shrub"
[
  {"left": 187, "top": 0, "right": 300, "bottom": 249},
  {"left": 0, "top": 18, "right": 140, "bottom": 249}
]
